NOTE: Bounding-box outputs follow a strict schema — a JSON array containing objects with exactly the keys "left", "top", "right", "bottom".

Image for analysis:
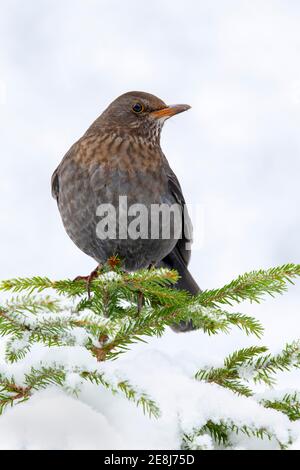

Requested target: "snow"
[
  {"left": 190, "top": 434, "right": 214, "bottom": 450},
  {"left": 0, "top": 326, "right": 299, "bottom": 450},
  {"left": 98, "top": 272, "right": 122, "bottom": 282},
  {"left": 0, "top": 388, "right": 124, "bottom": 450}
]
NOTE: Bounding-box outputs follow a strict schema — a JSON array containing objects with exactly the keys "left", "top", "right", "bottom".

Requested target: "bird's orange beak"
[{"left": 150, "top": 104, "right": 191, "bottom": 120}]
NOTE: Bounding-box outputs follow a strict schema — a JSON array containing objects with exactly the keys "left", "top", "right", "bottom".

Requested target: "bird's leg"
[
  {"left": 74, "top": 264, "right": 102, "bottom": 299},
  {"left": 137, "top": 263, "right": 156, "bottom": 314},
  {"left": 137, "top": 291, "right": 144, "bottom": 315},
  {"left": 86, "top": 266, "right": 102, "bottom": 298}
]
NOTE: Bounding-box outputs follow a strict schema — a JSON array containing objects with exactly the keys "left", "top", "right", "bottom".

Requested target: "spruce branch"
[
  {"left": 24, "top": 365, "right": 66, "bottom": 390},
  {"left": 197, "top": 264, "right": 300, "bottom": 308},
  {"left": 1, "top": 295, "right": 61, "bottom": 315},
  {"left": 223, "top": 312, "right": 264, "bottom": 338},
  {"left": 0, "top": 310, "right": 80, "bottom": 350},
  {"left": 182, "top": 419, "right": 286, "bottom": 450},
  {"left": 195, "top": 342, "right": 300, "bottom": 397},
  {"left": 187, "top": 305, "right": 264, "bottom": 337},
  {"left": 0, "top": 365, "right": 160, "bottom": 419},
  {"left": 5, "top": 338, "right": 32, "bottom": 363},
  {"left": 261, "top": 392, "right": 300, "bottom": 421},
  {"left": 0, "top": 262, "right": 300, "bottom": 448},
  {"left": 195, "top": 346, "right": 267, "bottom": 397},
  {"left": 0, "top": 365, "right": 66, "bottom": 414},
  {"left": 0, "top": 268, "right": 180, "bottom": 299},
  {"left": 79, "top": 370, "right": 160, "bottom": 418},
  {"left": 0, "top": 374, "right": 30, "bottom": 414},
  {"left": 250, "top": 341, "right": 300, "bottom": 386},
  {"left": 90, "top": 304, "right": 263, "bottom": 361}
]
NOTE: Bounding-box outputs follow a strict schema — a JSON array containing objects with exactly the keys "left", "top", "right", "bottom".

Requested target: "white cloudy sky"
[{"left": 0, "top": 0, "right": 300, "bottom": 343}]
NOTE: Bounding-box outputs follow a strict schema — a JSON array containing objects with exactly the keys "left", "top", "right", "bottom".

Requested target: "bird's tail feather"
[{"left": 159, "top": 252, "right": 201, "bottom": 333}]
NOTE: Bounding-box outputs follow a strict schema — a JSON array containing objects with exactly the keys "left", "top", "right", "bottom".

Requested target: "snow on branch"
[{"left": 0, "top": 262, "right": 300, "bottom": 449}]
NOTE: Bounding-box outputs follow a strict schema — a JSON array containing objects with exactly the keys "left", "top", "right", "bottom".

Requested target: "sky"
[{"left": 0, "top": 0, "right": 300, "bottom": 342}]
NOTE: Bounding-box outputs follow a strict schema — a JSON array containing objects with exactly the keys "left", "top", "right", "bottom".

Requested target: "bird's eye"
[{"left": 132, "top": 102, "right": 144, "bottom": 113}]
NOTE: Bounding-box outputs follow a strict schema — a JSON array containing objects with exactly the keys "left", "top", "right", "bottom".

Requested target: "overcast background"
[{"left": 0, "top": 0, "right": 299, "bottom": 346}]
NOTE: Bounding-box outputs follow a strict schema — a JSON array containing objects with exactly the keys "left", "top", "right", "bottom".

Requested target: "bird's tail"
[{"left": 159, "top": 252, "right": 201, "bottom": 333}]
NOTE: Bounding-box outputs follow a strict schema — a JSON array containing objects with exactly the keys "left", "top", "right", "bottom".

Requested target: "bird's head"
[{"left": 96, "top": 91, "right": 191, "bottom": 144}]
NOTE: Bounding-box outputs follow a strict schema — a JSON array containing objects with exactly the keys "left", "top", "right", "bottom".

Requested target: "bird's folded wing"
[
  {"left": 51, "top": 144, "right": 78, "bottom": 202},
  {"left": 164, "top": 164, "right": 193, "bottom": 267},
  {"left": 51, "top": 168, "right": 60, "bottom": 201}
]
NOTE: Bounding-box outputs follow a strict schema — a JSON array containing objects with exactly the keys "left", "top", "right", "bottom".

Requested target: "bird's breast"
[{"left": 78, "top": 134, "right": 169, "bottom": 205}]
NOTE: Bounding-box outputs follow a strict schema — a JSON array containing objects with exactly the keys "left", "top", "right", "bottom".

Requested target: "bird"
[{"left": 51, "top": 91, "right": 200, "bottom": 332}]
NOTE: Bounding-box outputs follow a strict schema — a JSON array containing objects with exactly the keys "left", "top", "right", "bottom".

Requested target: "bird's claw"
[
  {"left": 74, "top": 265, "right": 102, "bottom": 299},
  {"left": 137, "top": 291, "right": 144, "bottom": 314}
]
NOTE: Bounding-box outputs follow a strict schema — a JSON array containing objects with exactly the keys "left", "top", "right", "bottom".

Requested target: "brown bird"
[{"left": 51, "top": 91, "right": 200, "bottom": 332}]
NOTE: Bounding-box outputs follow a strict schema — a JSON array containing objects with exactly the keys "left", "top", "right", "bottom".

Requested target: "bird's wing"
[
  {"left": 51, "top": 168, "right": 60, "bottom": 201},
  {"left": 163, "top": 160, "right": 193, "bottom": 267},
  {"left": 51, "top": 144, "right": 77, "bottom": 202}
]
